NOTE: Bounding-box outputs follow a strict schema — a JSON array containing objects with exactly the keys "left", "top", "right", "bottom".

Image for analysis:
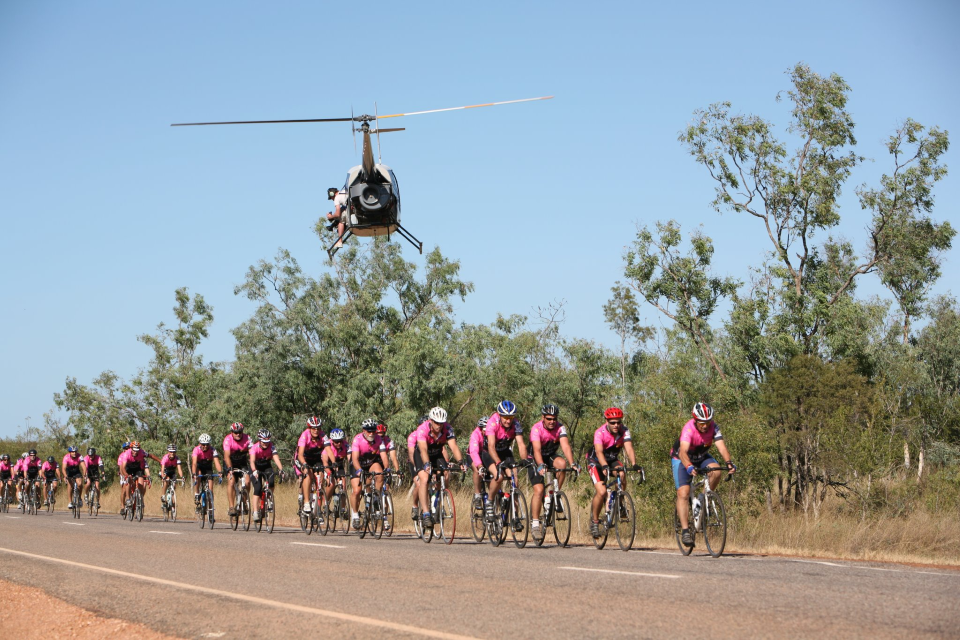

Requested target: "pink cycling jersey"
[
  {"left": 160, "top": 453, "right": 180, "bottom": 468},
  {"left": 325, "top": 439, "right": 348, "bottom": 461},
  {"left": 529, "top": 420, "right": 568, "bottom": 457},
  {"left": 0, "top": 461, "right": 11, "bottom": 474},
  {"left": 83, "top": 455, "right": 102, "bottom": 469},
  {"left": 41, "top": 461, "right": 58, "bottom": 474},
  {"left": 485, "top": 413, "right": 523, "bottom": 452},
  {"left": 380, "top": 435, "right": 396, "bottom": 452},
  {"left": 297, "top": 429, "right": 326, "bottom": 453},
  {"left": 192, "top": 445, "right": 219, "bottom": 462},
  {"left": 62, "top": 453, "right": 83, "bottom": 469},
  {"left": 468, "top": 427, "right": 485, "bottom": 467},
  {"left": 24, "top": 457, "right": 42, "bottom": 471},
  {"left": 350, "top": 433, "right": 386, "bottom": 463},
  {"left": 406, "top": 430, "right": 417, "bottom": 453},
  {"left": 120, "top": 449, "right": 147, "bottom": 468},
  {"left": 673, "top": 419, "right": 723, "bottom": 462},
  {"left": 222, "top": 434, "right": 251, "bottom": 464},
  {"left": 251, "top": 441, "right": 276, "bottom": 465},
  {"left": 589, "top": 423, "right": 632, "bottom": 464}
]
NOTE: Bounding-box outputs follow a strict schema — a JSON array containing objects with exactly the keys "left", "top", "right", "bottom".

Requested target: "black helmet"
[
  {"left": 327, "top": 187, "right": 338, "bottom": 200},
  {"left": 541, "top": 404, "right": 559, "bottom": 417},
  {"left": 46, "top": 456, "right": 55, "bottom": 464},
  {"left": 87, "top": 447, "right": 96, "bottom": 456},
  {"left": 28, "top": 449, "right": 37, "bottom": 456}
]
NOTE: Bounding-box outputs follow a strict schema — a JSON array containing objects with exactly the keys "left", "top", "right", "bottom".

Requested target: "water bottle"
[
  {"left": 692, "top": 499, "right": 702, "bottom": 529},
  {"left": 544, "top": 493, "right": 552, "bottom": 514}
]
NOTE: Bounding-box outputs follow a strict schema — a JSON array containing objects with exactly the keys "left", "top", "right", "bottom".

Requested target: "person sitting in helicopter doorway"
[{"left": 325, "top": 186, "right": 349, "bottom": 248}]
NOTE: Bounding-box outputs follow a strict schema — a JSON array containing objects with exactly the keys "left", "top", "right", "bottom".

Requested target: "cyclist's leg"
[
  {"left": 529, "top": 462, "right": 545, "bottom": 521},
  {"left": 701, "top": 457, "right": 723, "bottom": 490},
  {"left": 300, "top": 467, "right": 312, "bottom": 509},
  {"left": 482, "top": 450, "right": 500, "bottom": 502},
  {"left": 589, "top": 463, "right": 606, "bottom": 521},
  {"left": 370, "top": 463, "right": 384, "bottom": 491},
  {"left": 349, "top": 473, "right": 362, "bottom": 513},
  {"left": 226, "top": 470, "right": 237, "bottom": 509},
  {"left": 414, "top": 450, "right": 431, "bottom": 511},
  {"left": 673, "top": 458, "right": 692, "bottom": 529},
  {"left": 554, "top": 456, "right": 568, "bottom": 489}
]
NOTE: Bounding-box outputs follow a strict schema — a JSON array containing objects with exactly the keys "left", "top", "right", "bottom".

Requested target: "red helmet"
[
  {"left": 306, "top": 416, "right": 322, "bottom": 429},
  {"left": 376, "top": 423, "right": 388, "bottom": 436},
  {"left": 230, "top": 422, "right": 244, "bottom": 433},
  {"left": 603, "top": 407, "right": 624, "bottom": 421},
  {"left": 130, "top": 440, "right": 141, "bottom": 451}
]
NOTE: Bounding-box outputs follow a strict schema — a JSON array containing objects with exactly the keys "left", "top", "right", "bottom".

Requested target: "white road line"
[
  {"left": 860, "top": 566, "right": 903, "bottom": 573},
  {"left": 633, "top": 550, "right": 677, "bottom": 556},
  {"left": 291, "top": 542, "right": 346, "bottom": 549},
  {"left": 149, "top": 531, "right": 182, "bottom": 535},
  {"left": 5, "top": 516, "right": 22, "bottom": 519},
  {"left": 559, "top": 566, "right": 680, "bottom": 579},
  {"left": 0, "top": 547, "right": 481, "bottom": 640},
  {"left": 62, "top": 522, "right": 85, "bottom": 526},
  {"left": 788, "top": 559, "right": 844, "bottom": 567}
]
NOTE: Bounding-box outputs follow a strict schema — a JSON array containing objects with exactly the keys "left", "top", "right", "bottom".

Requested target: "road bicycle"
[
  {"left": 380, "top": 471, "right": 399, "bottom": 537},
  {"left": 532, "top": 466, "right": 578, "bottom": 548},
  {"left": 485, "top": 460, "right": 531, "bottom": 549},
  {"left": 195, "top": 473, "right": 220, "bottom": 530},
  {"left": 415, "top": 462, "right": 462, "bottom": 545},
  {"left": 674, "top": 464, "right": 732, "bottom": 558},
  {"left": 322, "top": 467, "right": 351, "bottom": 536},
  {"left": 127, "top": 473, "right": 148, "bottom": 522},
  {"left": 357, "top": 470, "right": 390, "bottom": 540},
  {"left": 21, "top": 478, "right": 41, "bottom": 515},
  {"left": 299, "top": 464, "right": 325, "bottom": 535},
  {"left": 0, "top": 480, "right": 13, "bottom": 513},
  {"left": 85, "top": 475, "right": 101, "bottom": 517},
  {"left": 162, "top": 477, "right": 184, "bottom": 522},
  {"left": 69, "top": 475, "right": 84, "bottom": 519},
  {"left": 470, "top": 468, "right": 492, "bottom": 543},
  {"left": 592, "top": 465, "right": 644, "bottom": 551},
  {"left": 44, "top": 478, "right": 57, "bottom": 513},
  {"left": 255, "top": 469, "right": 282, "bottom": 534},
  {"left": 228, "top": 468, "right": 252, "bottom": 532}
]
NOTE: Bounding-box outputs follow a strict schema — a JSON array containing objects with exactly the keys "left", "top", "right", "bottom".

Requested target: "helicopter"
[{"left": 171, "top": 96, "right": 553, "bottom": 258}]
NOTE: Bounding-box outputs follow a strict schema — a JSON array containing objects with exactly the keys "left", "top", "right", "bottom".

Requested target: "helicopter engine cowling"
[
  {"left": 344, "top": 164, "right": 401, "bottom": 237},
  {"left": 351, "top": 182, "right": 393, "bottom": 213}
]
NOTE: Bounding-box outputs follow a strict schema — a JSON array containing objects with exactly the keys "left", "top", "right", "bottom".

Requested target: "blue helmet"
[
  {"left": 330, "top": 428, "right": 345, "bottom": 441},
  {"left": 496, "top": 400, "right": 517, "bottom": 416},
  {"left": 67, "top": 446, "right": 78, "bottom": 453}
]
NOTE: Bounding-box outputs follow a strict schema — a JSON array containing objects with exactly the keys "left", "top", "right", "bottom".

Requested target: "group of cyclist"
[{"left": 1, "top": 400, "right": 735, "bottom": 549}]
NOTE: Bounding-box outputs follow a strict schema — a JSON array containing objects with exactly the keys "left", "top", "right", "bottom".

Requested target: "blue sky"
[{"left": 1, "top": 1, "right": 958, "bottom": 438}]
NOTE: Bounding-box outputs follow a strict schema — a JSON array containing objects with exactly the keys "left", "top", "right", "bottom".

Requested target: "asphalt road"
[{"left": 1, "top": 509, "right": 958, "bottom": 639}]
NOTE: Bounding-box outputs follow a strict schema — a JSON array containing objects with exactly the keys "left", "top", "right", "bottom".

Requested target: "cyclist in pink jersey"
[
  {"left": 223, "top": 422, "right": 252, "bottom": 517},
  {"left": 406, "top": 415, "right": 428, "bottom": 519},
  {"left": 191, "top": 434, "right": 222, "bottom": 505},
  {"left": 0, "top": 454, "right": 13, "bottom": 505},
  {"left": 672, "top": 402, "right": 735, "bottom": 547},
  {"left": 41, "top": 457, "right": 59, "bottom": 505},
  {"left": 119, "top": 442, "right": 162, "bottom": 514},
  {"left": 468, "top": 416, "right": 488, "bottom": 509},
  {"left": 414, "top": 406, "right": 466, "bottom": 528},
  {"left": 376, "top": 423, "right": 402, "bottom": 475},
  {"left": 349, "top": 419, "right": 390, "bottom": 529},
  {"left": 61, "top": 447, "right": 87, "bottom": 509},
  {"left": 159, "top": 444, "right": 184, "bottom": 510},
  {"left": 82, "top": 448, "right": 104, "bottom": 511},
  {"left": 528, "top": 405, "right": 580, "bottom": 538},
  {"left": 482, "top": 401, "right": 528, "bottom": 522},
  {"left": 321, "top": 428, "right": 349, "bottom": 511},
  {"left": 249, "top": 429, "right": 283, "bottom": 522},
  {"left": 587, "top": 408, "right": 640, "bottom": 539},
  {"left": 295, "top": 416, "right": 326, "bottom": 517}
]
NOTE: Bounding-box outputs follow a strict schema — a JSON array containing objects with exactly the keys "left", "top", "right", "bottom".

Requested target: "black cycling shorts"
[
  {"left": 528, "top": 453, "right": 564, "bottom": 486},
  {"left": 162, "top": 467, "right": 177, "bottom": 480},
  {"left": 65, "top": 468, "right": 83, "bottom": 480},
  {"left": 412, "top": 448, "right": 444, "bottom": 473},
  {"left": 481, "top": 450, "right": 515, "bottom": 470}
]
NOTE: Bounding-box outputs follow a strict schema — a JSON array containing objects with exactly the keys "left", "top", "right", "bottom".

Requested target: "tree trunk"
[
  {"left": 917, "top": 445, "right": 925, "bottom": 480},
  {"left": 904, "top": 441, "right": 910, "bottom": 469}
]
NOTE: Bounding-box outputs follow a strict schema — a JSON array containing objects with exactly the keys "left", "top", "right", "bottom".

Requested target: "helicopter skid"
[{"left": 326, "top": 223, "right": 422, "bottom": 259}]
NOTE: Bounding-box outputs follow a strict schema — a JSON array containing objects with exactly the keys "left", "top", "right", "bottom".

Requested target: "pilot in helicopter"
[{"left": 325, "top": 187, "right": 349, "bottom": 248}]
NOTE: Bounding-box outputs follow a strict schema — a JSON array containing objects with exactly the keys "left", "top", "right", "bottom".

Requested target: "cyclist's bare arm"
[
  {"left": 532, "top": 439, "right": 544, "bottom": 467},
  {"left": 417, "top": 439, "right": 431, "bottom": 467},
  {"left": 388, "top": 450, "right": 400, "bottom": 471},
  {"left": 624, "top": 441, "right": 637, "bottom": 467},
  {"left": 176, "top": 464, "right": 184, "bottom": 479},
  {"left": 486, "top": 433, "right": 501, "bottom": 467},
  {"left": 677, "top": 441, "right": 695, "bottom": 473},
  {"left": 379, "top": 451, "right": 389, "bottom": 470},
  {"left": 271, "top": 454, "right": 283, "bottom": 472},
  {"left": 559, "top": 437, "right": 577, "bottom": 468},
  {"left": 446, "top": 440, "right": 465, "bottom": 465},
  {"left": 515, "top": 434, "right": 528, "bottom": 461},
  {"left": 297, "top": 446, "right": 308, "bottom": 468},
  {"left": 714, "top": 440, "right": 734, "bottom": 473}
]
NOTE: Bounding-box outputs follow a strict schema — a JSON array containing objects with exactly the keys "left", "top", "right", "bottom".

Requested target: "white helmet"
[
  {"left": 198, "top": 433, "right": 212, "bottom": 445},
  {"left": 692, "top": 402, "right": 714, "bottom": 422},
  {"left": 428, "top": 406, "right": 448, "bottom": 423}
]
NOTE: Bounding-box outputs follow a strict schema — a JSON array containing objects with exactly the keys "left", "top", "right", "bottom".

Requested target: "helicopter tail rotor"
[
  {"left": 375, "top": 102, "right": 382, "bottom": 164},
  {"left": 351, "top": 105, "right": 357, "bottom": 155}
]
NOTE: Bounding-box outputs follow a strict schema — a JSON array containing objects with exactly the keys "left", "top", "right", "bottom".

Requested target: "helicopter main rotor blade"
[
  {"left": 372, "top": 128, "right": 405, "bottom": 133},
  {"left": 171, "top": 117, "right": 353, "bottom": 127},
  {"left": 376, "top": 95, "right": 553, "bottom": 120}
]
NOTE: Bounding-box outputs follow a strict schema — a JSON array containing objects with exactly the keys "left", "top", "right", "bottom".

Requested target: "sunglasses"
[
  {"left": 608, "top": 420, "right": 622, "bottom": 426},
  {"left": 543, "top": 416, "right": 557, "bottom": 422}
]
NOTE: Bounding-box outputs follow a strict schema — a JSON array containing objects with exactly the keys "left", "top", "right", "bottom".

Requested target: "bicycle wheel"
[
  {"left": 488, "top": 497, "right": 506, "bottom": 547},
  {"left": 370, "top": 494, "right": 384, "bottom": 540},
  {"left": 47, "top": 488, "right": 54, "bottom": 513},
  {"left": 267, "top": 491, "right": 276, "bottom": 534},
  {"left": 242, "top": 492, "right": 252, "bottom": 531},
  {"left": 255, "top": 493, "right": 264, "bottom": 533},
  {"left": 382, "top": 492, "right": 394, "bottom": 537},
  {"left": 163, "top": 489, "right": 170, "bottom": 522},
  {"left": 593, "top": 507, "right": 609, "bottom": 550},
  {"left": 510, "top": 492, "right": 529, "bottom": 549},
  {"left": 674, "top": 506, "right": 694, "bottom": 555},
  {"left": 703, "top": 492, "right": 727, "bottom": 558},
  {"left": 136, "top": 492, "right": 144, "bottom": 522},
  {"left": 340, "top": 497, "right": 351, "bottom": 535},
  {"left": 420, "top": 494, "right": 434, "bottom": 544},
  {"left": 86, "top": 489, "right": 93, "bottom": 516},
  {"left": 553, "top": 491, "right": 572, "bottom": 548},
  {"left": 231, "top": 494, "right": 240, "bottom": 530},
  {"left": 439, "top": 488, "right": 456, "bottom": 545},
  {"left": 206, "top": 490, "right": 215, "bottom": 530},
  {"left": 614, "top": 492, "right": 636, "bottom": 552},
  {"left": 470, "top": 497, "right": 486, "bottom": 543},
  {"left": 533, "top": 495, "right": 548, "bottom": 548},
  {"left": 73, "top": 482, "right": 81, "bottom": 519},
  {"left": 170, "top": 489, "right": 177, "bottom": 523}
]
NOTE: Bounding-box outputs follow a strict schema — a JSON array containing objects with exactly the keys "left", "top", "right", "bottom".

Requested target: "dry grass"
[{"left": 89, "top": 477, "right": 960, "bottom": 565}]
